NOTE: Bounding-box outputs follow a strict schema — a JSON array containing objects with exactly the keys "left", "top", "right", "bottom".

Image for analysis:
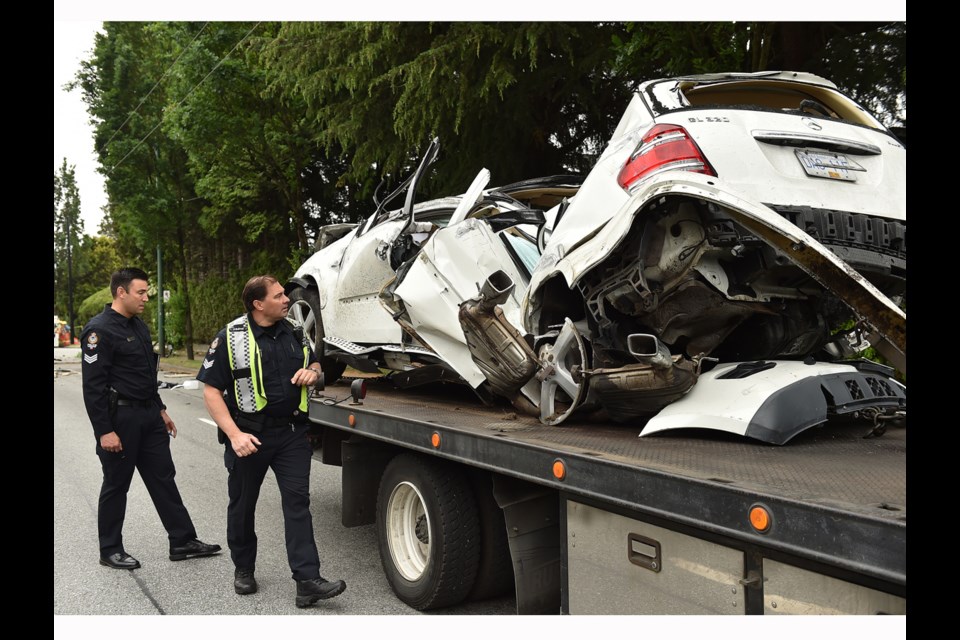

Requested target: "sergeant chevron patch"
[
  {"left": 202, "top": 359, "right": 214, "bottom": 369},
  {"left": 84, "top": 353, "right": 98, "bottom": 364}
]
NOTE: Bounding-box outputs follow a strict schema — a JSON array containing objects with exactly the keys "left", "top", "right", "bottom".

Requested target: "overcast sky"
[
  {"left": 54, "top": 21, "right": 105, "bottom": 234},
  {"left": 54, "top": 2, "right": 906, "bottom": 238}
]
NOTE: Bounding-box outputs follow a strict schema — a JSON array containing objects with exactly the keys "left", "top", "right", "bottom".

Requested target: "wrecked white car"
[
  {"left": 287, "top": 71, "right": 906, "bottom": 444},
  {"left": 523, "top": 71, "right": 906, "bottom": 438},
  {"left": 287, "top": 139, "right": 579, "bottom": 394}
]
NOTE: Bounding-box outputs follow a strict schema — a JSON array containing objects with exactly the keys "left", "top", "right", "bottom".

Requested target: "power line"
[
  {"left": 102, "top": 22, "right": 209, "bottom": 150},
  {"left": 108, "top": 22, "right": 262, "bottom": 175}
]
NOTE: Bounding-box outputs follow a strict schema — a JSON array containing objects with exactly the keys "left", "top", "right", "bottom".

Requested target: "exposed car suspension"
[{"left": 860, "top": 406, "right": 906, "bottom": 439}]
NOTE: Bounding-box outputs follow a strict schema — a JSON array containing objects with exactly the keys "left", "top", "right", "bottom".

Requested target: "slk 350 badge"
[{"left": 688, "top": 116, "right": 730, "bottom": 123}]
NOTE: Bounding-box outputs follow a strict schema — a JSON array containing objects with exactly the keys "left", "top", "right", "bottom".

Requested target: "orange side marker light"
[
  {"left": 552, "top": 459, "right": 566, "bottom": 481},
  {"left": 749, "top": 505, "right": 771, "bottom": 533}
]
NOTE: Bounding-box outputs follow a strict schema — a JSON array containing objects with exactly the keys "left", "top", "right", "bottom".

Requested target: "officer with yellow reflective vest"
[{"left": 196, "top": 274, "right": 346, "bottom": 608}]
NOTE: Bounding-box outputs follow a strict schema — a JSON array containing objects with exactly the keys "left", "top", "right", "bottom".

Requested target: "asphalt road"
[{"left": 53, "top": 347, "right": 515, "bottom": 626}]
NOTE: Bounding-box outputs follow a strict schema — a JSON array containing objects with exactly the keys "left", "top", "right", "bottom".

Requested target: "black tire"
[
  {"left": 376, "top": 454, "right": 481, "bottom": 610},
  {"left": 287, "top": 286, "right": 346, "bottom": 383},
  {"left": 467, "top": 473, "right": 515, "bottom": 602}
]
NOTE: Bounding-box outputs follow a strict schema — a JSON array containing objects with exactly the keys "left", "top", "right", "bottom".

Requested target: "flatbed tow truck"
[{"left": 307, "top": 376, "right": 906, "bottom": 615}]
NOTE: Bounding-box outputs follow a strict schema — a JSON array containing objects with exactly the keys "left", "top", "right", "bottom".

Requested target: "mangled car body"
[
  {"left": 288, "top": 71, "right": 906, "bottom": 444},
  {"left": 287, "top": 140, "right": 579, "bottom": 394}
]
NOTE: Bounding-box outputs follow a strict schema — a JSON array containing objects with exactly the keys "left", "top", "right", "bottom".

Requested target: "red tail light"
[{"left": 617, "top": 124, "right": 716, "bottom": 191}]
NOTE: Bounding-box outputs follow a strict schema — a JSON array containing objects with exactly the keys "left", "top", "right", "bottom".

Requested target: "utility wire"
[
  {"left": 108, "top": 22, "right": 262, "bottom": 175},
  {"left": 102, "top": 22, "right": 209, "bottom": 150}
]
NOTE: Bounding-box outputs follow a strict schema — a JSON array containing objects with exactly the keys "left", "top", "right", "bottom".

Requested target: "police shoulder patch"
[{"left": 86, "top": 332, "right": 99, "bottom": 350}]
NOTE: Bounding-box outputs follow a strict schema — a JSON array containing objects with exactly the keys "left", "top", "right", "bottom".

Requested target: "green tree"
[
  {"left": 612, "top": 22, "right": 906, "bottom": 127},
  {"left": 161, "top": 22, "right": 354, "bottom": 267},
  {"left": 263, "top": 23, "right": 632, "bottom": 197},
  {"left": 611, "top": 22, "right": 750, "bottom": 82},
  {"left": 53, "top": 159, "right": 83, "bottom": 340},
  {"left": 74, "top": 235, "right": 123, "bottom": 307},
  {"left": 77, "top": 22, "right": 206, "bottom": 358}
]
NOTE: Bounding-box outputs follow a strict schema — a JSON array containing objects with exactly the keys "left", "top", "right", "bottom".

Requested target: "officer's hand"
[
  {"left": 161, "top": 409, "right": 177, "bottom": 438},
  {"left": 291, "top": 367, "right": 321, "bottom": 387},
  {"left": 100, "top": 431, "right": 123, "bottom": 453},
  {"left": 230, "top": 432, "right": 262, "bottom": 457}
]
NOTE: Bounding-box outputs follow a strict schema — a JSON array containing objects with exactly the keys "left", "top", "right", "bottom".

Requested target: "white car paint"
[
  {"left": 639, "top": 360, "right": 866, "bottom": 439},
  {"left": 394, "top": 217, "right": 529, "bottom": 387}
]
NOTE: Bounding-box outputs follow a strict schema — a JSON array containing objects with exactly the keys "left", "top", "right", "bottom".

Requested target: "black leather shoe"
[
  {"left": 100, "top": 552, "right": 141, "bottom": 570},
  {"left": 169, "top": 539, "right": 222, "bottom": 561},
  {"left": 295, "top": 576, "right": 346, "bottom": 607},
  {"left": 235, "top": 568, "right": 258, "bottom": 595}
]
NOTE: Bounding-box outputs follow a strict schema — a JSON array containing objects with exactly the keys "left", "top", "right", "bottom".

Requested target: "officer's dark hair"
[
  {"left": 242, "top": 275, "right": 280, "bottom": 313},
  {"left": 110, "top": 267, "right": 150, "bottom": 298}
]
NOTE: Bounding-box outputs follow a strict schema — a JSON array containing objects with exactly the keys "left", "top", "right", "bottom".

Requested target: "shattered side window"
[{"left": 502, "top": 230, "right": 540, "bottom": 276}]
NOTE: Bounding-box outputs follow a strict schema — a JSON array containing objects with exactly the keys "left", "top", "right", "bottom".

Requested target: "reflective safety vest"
[{"left": 225, "top": 315, "right": 309, "bottom": 414}]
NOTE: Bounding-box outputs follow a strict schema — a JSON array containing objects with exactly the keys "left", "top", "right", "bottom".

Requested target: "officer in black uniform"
[
  {"left": 197, "top": 274, "right": 346, "bottom": 607},
  {"left": 81, "top": 267, "right": 221, "bottom": 570}
]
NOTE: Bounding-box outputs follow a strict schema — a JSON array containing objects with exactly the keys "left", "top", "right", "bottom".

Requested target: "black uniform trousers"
[
  {"left": 224, "top": 422, "right": 321, "bottom": 581},
  {"left": 96, "top": 404, "right": 198, "bottom": 555}
]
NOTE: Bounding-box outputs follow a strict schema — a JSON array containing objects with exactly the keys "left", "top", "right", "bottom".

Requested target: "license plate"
[{"left": 795, "top": 149, "right": 865, "bottom": 182}]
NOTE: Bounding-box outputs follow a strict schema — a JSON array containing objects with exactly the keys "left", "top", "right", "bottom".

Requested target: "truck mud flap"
[{"left": 492, "top": 475, "right": 561, "bottom": 614}]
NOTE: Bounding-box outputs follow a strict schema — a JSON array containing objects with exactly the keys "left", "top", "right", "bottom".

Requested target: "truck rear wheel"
[{"left": 376, "top": 454, "right": 481, "bottom": 610}]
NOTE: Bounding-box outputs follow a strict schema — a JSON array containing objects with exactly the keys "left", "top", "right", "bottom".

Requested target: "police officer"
[
  {"left": 197, "top": 274, "right": 346, "bottom": 607},
  {"left": 82, "top": 267, "right": 221, "bottom": 569}
]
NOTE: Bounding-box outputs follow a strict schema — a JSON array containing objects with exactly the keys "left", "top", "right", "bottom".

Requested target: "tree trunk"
[{"left": 176, "top": 221, "right": 195, "bottom": 360}]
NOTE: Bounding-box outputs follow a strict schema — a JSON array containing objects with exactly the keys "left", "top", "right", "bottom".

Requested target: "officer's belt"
[
  {"left": 117, "top": 397, "right": 156, "bottom": 408},
  {"left": 232, "top": 411, "right": 307, "bottom": 432}
]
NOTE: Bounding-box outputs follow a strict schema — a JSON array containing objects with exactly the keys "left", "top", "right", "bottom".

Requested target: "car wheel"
[
  {"left": 376, "top": 454, "right": 481, "bottom": 610},
  {"left": 287, "top": 286, "right": 346, "bottom": 383},
  {"left": 538, "top": 317, "right": 588, "bottom": 425}
]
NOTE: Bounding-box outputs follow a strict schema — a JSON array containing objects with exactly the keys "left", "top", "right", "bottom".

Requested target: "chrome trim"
[
  {"left": 630, "top": 131, "right": 688, "bottom": 160},
  {"left": 752, "top": 130, "right": 881, "bottom": 155}
]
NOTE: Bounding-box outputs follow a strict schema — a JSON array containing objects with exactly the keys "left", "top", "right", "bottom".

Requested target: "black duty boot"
[
  {"left": 169, "top": 539, "right": 222, "bottom": 561},
  {"left": 295, "top": 576, "right": 346, "bottom": 608},
  {"left": 100, "top": 552, "right": 141, "bottom": 570},
  {"left": 235, "top": 568, "right": 258, "bottom": 595}
]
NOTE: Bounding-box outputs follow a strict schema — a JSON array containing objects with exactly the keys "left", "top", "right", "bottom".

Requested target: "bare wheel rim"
[
  {"left": 288, "top": 299, "right": 319, "bottom": 349},
  {"left": 386, "top": 481, "right": 431, "bottom": 581},
  {"left": 539, "top": 318, "right": 587, "bottom": 425}
]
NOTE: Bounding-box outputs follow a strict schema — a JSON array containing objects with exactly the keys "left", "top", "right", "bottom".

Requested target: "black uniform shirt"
[
  {"left": 197, "top": 314, "right": 318, "bottom": 418},
  {"left": 81, "top": 304, "right": 164, "bottom": 439}
]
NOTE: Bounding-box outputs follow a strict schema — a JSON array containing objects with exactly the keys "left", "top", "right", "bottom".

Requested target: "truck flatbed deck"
[{"left": 310, "top": 378, "right": 906, "bottom": 590}]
